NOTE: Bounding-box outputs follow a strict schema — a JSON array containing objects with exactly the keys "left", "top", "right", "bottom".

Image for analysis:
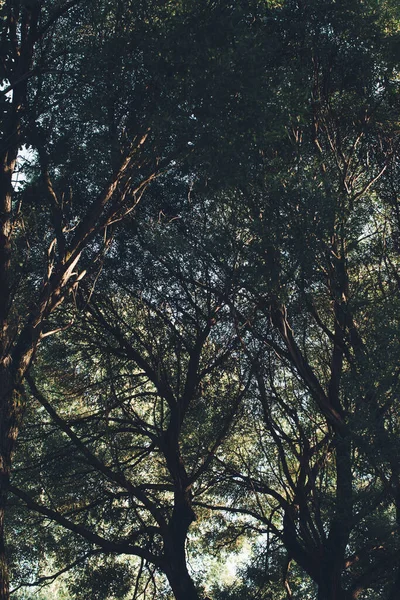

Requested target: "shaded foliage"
[{"left": 2, "top": 1, "right": 400, "bottom": 599}]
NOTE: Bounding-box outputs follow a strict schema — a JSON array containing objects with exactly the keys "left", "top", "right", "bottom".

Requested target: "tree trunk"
[
  {"left": 164, "top": 491, "right": 200, "bottom": 600},
  {"left": 317, "top": 583, "right": 348, "bottom": 600},
  {"left": 0, "top": 361, "right": 29, "bottom": 600},
  {"left": 387, "top": 483, "right": 400, "bottom": 600},
  {"left": 164, "top": 535, "right": 200, "bottom": 600},
  {"left": 317, "top": 434, "right": 352, "bottom": 600},
  {"left": 165, "top": 561, "right": 200, "bottom": 600},
  {"left": 0, "top": 5, "right": 40, "bottom": 595},
  {"left": 0, "top": 496, "right": 9, "bottom": 600},
  {"left": 0, "top": 386, "right": 13, "bottom": 600},
  {"left": 317, "top": 562, "right": 352, "bottom": 600},
  {"left": 0, "top": 154, "right": 15, "bottom": 600}
]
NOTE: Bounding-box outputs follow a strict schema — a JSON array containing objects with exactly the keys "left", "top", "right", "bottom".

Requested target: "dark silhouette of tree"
[{"left": 10, "top": 211, "right": 250, "bottom": 600}]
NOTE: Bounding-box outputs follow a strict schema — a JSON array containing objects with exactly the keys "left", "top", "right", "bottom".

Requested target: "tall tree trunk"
[
  {"left": 0, "top": 160, "right": 15, "bottom": 598},
  {"left": 387, "top": 483, "right": 400, "bottom": 600},
  {"left": 317, "top": 546, "right": 352, "bottom": 600},
  {"left": 159, "top": 393, "right": 201, "bottom": 600}
]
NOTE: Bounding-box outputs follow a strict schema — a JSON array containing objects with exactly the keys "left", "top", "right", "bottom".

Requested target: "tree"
[
  {"left": 204, "top": 1, "right": 400, "bottom": 597},
  {"left": 1, "top": 0, "right": 280, "bottom": 596},
  {"left": 9, "top": 205, "right": 250, "bottom": 600}
]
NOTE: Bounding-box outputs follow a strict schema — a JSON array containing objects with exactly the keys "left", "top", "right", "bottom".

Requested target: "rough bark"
[
  {"left": 165, "top": 561, "right": 200, "bottom": 600},
  {"left": 317, "top": 579, "right": 352, "bottom": 600}
]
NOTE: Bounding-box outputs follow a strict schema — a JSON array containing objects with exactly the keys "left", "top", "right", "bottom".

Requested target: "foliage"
[{"left": 2, "top": 1, "right": 400, "bottom": 600}]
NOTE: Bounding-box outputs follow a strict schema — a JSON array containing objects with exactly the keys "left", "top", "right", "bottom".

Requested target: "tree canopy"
[{"left": 1, "top": 1, "right": 400, "bottom": 599}]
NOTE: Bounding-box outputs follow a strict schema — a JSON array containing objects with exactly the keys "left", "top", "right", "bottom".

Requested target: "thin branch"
[
  {"left": 10, "top": 550, "right": 101, "bottom": 593},
  {"left": 9, "top": 484, "right": 163, "bottom": 567},
  {"left": 25, "top": 374, "right": 168, "bottom": 533}
]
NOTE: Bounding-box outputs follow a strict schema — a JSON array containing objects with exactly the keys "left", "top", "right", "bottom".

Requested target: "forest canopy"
[{"left": 1, "top": 1, "right": 400, "bottom": 599}]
